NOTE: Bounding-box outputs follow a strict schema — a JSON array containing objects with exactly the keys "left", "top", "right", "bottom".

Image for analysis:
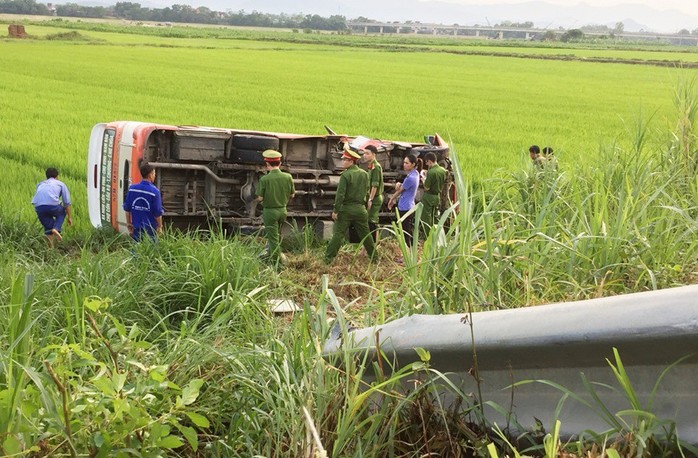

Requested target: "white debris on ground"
[{"left": 268, "top": 298, "right": 301, "bottom": 313}]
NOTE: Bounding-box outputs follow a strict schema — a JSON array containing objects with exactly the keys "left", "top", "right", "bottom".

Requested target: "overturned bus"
[{"left": 87, "top": 121, "right": 453, "bottom": 235}]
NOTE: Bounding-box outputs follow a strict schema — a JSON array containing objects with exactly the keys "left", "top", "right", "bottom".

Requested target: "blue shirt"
[
  {"left": 398, "top": 169, "right": 419, "bottom": 211},
  {"left": 32, "top": 178, "right": 71, "bottom": 207},
  {"left": 123, "top": 180, "right": 164, "bottom": 232}
]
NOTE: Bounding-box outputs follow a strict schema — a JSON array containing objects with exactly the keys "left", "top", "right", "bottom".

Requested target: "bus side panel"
[
  {"left": 110, "top": 127, "right": 123, "bottom": 232},
  {"left": 130, "top": 125, "right": 153, "bottom": 185},
  {"left": 115, "top": 122, "right": 143, "bottom": 233},
  {"left": 87, "top": 123, "right": 106, "bottom": 228}
]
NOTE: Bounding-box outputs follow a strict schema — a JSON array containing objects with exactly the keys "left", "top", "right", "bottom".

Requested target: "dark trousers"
[
  {"left": 35, "top": 204, "right": 66, "bottom": 235},
  {"left": 368, "top": 221, "right": 378, "bottom": 243},
  {"left": 132, "top": 227, "right": 157, "bottom": 242},
  {"left": 398, "top": 209, "right": 415, "bottom": 246}
]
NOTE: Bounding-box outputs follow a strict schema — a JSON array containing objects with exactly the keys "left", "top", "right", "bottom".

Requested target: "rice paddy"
[
  {"left": 1, "top": 20, "right": 696, "bottom": 231},
  {"left": 0, "top": 17, "right": 697, "bottom": 456}
]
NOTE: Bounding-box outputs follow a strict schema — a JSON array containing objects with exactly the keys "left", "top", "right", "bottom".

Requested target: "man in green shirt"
[
  {"left": 421, "top": 152, "right": 447, "bottom": 231},
  {"left": 324, "top": 148, "right": 377, "bottom": 264},
  {"left": 363, "top": 145, "right": 384, "bottom": 243},
  {"left": 256, "top": 150, "right": 295, "bottom": 266}
]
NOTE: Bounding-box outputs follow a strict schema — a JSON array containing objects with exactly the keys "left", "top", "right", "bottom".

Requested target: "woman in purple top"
[{"left": 388, "top": 154, "right": 422, "bottom": 246}]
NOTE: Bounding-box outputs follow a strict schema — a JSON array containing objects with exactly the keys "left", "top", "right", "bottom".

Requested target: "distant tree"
[
  {"left": 495, "top": 20, "right": 534, "bottom": 28},
  {"left": 613, "top": 21, "right": 624, "bottom": 34},
  {"left": 580, "top": 24, "right": 610, "bottom": 33},
  {"left": 301, "top": 14, "right": 322, "bottom": 30},
  {"left": 678, "top": 28, "right": 690, "bottom": 35},
  {"left": 561, "top": 28, "right": 584, "bottom": 42},
  {"left": 542, "top": 30, "right": 557, "bottom": 41},
  {"left": 692, "top": 28, "right": 698, "bottom": 35},
  {"left": 326, "top": 15, "right": 347, "bottom": 31},
  {"left": 56, "top": 2, "right": 106, "bottom": 18},
  {"left": 113, "top": 2, "right": 148, "bottom": 20},
  {"left": 43, "top": 1, "right": 349, "bottom": 30},
  {"left": 0, "top": 0, "right": 50, "bottom": 15}
]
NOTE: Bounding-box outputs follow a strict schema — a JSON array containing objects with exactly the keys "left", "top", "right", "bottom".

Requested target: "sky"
[{"left": 431, "top": 0, "right": 697, "bottom": 16}]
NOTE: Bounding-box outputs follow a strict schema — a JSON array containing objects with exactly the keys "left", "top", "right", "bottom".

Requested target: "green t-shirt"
[
  {"left": 256, "top": 168, "right": 295, "bottom": 208},
  {"left": 368, "top": 160, "right": 384, "bottom": 200},
  {"left": 334, "top": 164, "right": 369, "bottom": 213},
  {"left": 424, "top": 164, "right": 446, "bottom": 196}
]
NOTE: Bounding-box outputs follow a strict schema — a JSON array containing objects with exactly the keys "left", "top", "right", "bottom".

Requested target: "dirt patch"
[
  {"left": 8, "top": 24, "right": 28, "bottom": 38},
  {"left": 281, "top": 240, "right": 408, "bottom": 318}
]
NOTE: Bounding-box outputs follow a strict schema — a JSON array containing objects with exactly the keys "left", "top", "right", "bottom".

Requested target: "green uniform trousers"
[
  {"left": 367, "top": 195, "right": 383, "bottom": 242},
  {"left": 325, "top": 204, "right": 376, "bottom": 263},
  {"left": 263, "top": 207, "right": 286, "bottom": 264},
  {"left": 367, "top": 195, "right": 383, "bottom": 223},
  {"left": 420, "top": 193, "right": 440, "bottom": 229}
]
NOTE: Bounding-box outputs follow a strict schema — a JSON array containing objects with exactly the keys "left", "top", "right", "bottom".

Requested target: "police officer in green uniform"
[
  {"left": 421, "top": 152, "right": 447, "bottom": 231},
  {"left": 324, "top": 147, "right": 377, "bottom": 264},
  {"left": 256, "top": 150, "right": 295, "bottom": 266},
  {"left": 363, "top": 145, "right": 384, "bottom": 243}
]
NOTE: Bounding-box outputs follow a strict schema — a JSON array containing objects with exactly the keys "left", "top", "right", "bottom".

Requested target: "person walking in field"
[
  {"left": 324, "top": 147, "right": 377, "bottom": 264},
  {"left": 388, "top": 154, "right": 422, "bottom": 247},
  {"left": 123, "top": 163, "right": 164, "bottom": 242},
  {"left": 363, "top": 145, "right": 384, "bottom": 243},
  {"left": 32, "top": 167, "right": 73, "bottom": 246},
  {"left": 256, "top": 149, "right": 295, "bottom": 266},
  {"left": 421, "top": 152, "right": 447, "bottom": 232},
  {"left": 542, "top": 146, "right": 558, "bottom": 170},
  {"left": 529, "top": 144, "right": 546, "bottom": 168}
]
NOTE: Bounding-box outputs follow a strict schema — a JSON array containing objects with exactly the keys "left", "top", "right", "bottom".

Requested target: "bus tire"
[
  {"left": 232, "top": 134, "right": 279, "bottom": 151},
  {"left": 229, "top": 148, "right": 266, "bottom": 164}
]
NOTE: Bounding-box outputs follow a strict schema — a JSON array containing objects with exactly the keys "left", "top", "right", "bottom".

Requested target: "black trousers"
[{"left": 398, "top": 209, "right": 415, "bottom": 246}]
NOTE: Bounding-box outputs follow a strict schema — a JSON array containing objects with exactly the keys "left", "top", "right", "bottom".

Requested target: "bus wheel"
[{"left": 232, "top": 134, "right": 280, "bottom": 151}]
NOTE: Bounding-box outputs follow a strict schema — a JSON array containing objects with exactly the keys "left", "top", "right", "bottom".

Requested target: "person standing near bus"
[
  {"left": 123, "top": 163, "right": 164, "bottom": 242},
  {"left": 388, "top": 154, "right": 422, "bottom": 246},
  {"left": 421, "top": 152, "right": 447, "bottom": 232},
  {"left": 32, "top": 167, "right": 72, "bottom": 246},
  {"left": 324, "top": 147, "right": 377, "bottom": 264},
  {"left": 256, "top": 149, "right": 295, "bottom": 266},
  {"left": 363, "top": 145, "right": 384, "bottom": 243},
  {"left": 529, "top": 144, "right": 546, "bottom": 168}
]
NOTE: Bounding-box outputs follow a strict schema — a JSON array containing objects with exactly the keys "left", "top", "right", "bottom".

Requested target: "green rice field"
[
  {"left": 1, "top": 19, "right": 696, "bottom": 231},
  {"left": 1, "top": 17, "right": 697, "bottom": 456}
]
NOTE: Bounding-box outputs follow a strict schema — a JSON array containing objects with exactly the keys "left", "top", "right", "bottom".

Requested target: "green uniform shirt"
[
  {"left": 368, "top": 160, "right": 384, "bottom": 199},
  {"left": 257, "top": 168, "right": 295, "bottom": 208},
  {"left": 334, "top": 164, "right": 369, "bottom": 213},
  {"left": 424, "top": 164, "right": 447, "bottom": 196}
]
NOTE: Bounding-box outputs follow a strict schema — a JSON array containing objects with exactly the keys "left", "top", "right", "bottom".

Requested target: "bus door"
[{"left": 115, "top": 122, "right": 142, "bottom": 233}]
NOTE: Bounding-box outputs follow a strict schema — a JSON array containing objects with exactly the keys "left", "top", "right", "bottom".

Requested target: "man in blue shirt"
[
  {"left": 32, "top": 167, "right": 72, "bottom": 245},
  {"left": 123, "top": 163, "right": 164, "bottom": 241}
]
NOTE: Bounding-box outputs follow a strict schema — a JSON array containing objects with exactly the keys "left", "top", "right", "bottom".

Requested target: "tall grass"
[
  {"left": 0, "top": 33, "right": 697, "bottom": 453},
  {"left": 391, "top": 107, "right": 698, "bottom": 315},
  {"left": 0, "top": 273, "right": 36, "bottom": 449}
]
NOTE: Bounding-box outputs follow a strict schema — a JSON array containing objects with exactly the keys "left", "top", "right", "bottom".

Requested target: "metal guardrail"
[{"left": 323, "top": 285, "right": 698, "bottom": 444}]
